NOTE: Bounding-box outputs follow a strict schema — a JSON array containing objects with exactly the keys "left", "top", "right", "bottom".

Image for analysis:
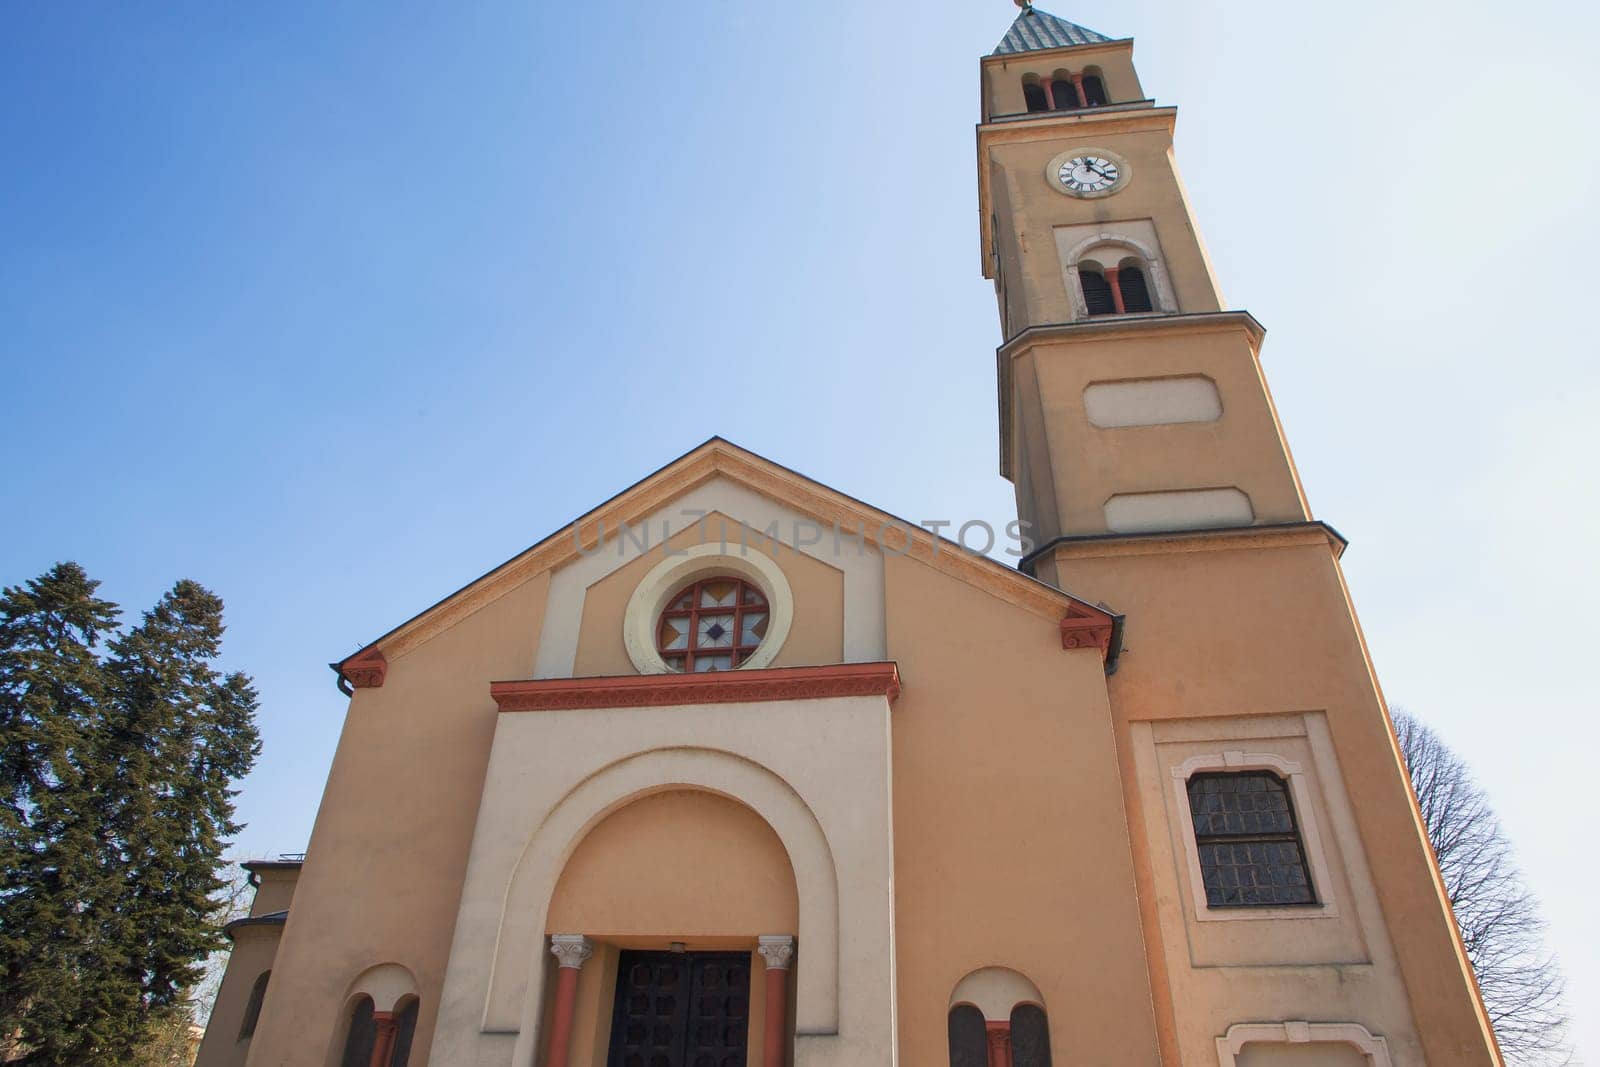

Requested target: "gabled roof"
[
  {"left": 993, "top": 5, "right": 1112, "bottom": 55},
  {"left": 331, "top": 437, "right": 1122, "bottom": 688}
]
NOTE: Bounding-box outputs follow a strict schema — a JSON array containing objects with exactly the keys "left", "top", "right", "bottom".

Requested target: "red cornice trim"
[
  {"left": 491, "top": 662, "right": 902, "bottom": 713},
  {"left": 1060, "top": 601, "right": 1115, "bottom": 660},
  {"left": 341, "top": 648, "right": 388, "bottom": 689}
]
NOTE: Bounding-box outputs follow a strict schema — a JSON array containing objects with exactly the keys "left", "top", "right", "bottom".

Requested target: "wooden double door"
[{"left": 606, "top": 950, "right": 752, "bottom": 1067}]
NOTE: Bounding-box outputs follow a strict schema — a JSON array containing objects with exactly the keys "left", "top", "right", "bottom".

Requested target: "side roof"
[{"left": 331, "top": 437, "right": 1122, "bottom": 687}]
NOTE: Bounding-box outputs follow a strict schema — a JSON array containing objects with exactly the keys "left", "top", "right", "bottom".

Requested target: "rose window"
[{"left": 655, "top": 576, "right": 770, "bottom": 673}]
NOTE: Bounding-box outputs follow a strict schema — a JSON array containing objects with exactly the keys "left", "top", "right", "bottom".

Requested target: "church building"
[{"left": 196, "top": 7, "right": 1502, "bottom": 1066}]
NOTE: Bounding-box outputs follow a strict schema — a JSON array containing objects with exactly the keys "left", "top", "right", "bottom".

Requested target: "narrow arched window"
[
  {"left": 1010, "top": 1004, "right": 1053, "bottom": 1067},
  {"left": 1118, "top": 265, "right": 1154, "bottom": 313},
  {"left": 340, "top": 996, "right": 377, "bottom": 1067},
  {"left": 1079, "top": 268, "right": 1117, "bottom": 316},
  {"left": 947, "top": 1004, "right": 989, "bottom": 1067},
  {"left": 1022, "top": 78, "right": 1048, "bottom": 113},
  {"left": 238, "top": 970, "right": 270, "bottom": 1040},
  {"left": 391, "top": 999, "right": 421, "bottom": 1067},
  {"left": 1081, "top": 73, "right": 1109, "bottom": 107},
  {"left": 1187, "top": 771, "right": 1315, "bottom": 907},
  {"left": 1050, "top": 77, "right": 1078, "bottom": 110}
]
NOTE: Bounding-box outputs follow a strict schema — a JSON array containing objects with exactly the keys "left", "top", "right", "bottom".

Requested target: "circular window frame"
[{"left": 623, "top": 544, "right": 794, "bottom": 675}]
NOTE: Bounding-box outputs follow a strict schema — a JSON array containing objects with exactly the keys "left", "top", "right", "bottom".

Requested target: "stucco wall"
[
  {"left": 1007, "top": 317, "right": 1310, "bottom": 543},
  {"left": 547, "top": 788, "right": 799, "bottom": 937},
  {"left": 883, "top": 551, "right": 1162, "bottom": 1065},
  {"left": 1053, "top": 531, "right": 1497, "bottom": 1065},
  {"left": 981, "top": 113, "right": 1224, "bottom": 328},
  {"left": 196, "top": 927, "right": 280, "bottom": 1067},
  {"left": 242, "top": 573, "right": 551, "bottom": 1067}
]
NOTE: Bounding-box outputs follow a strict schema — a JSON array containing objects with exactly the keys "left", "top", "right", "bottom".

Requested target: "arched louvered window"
[
  {"left": 1010, "top": 1004, "right": 1053, "bottom": 1067},
  {"left": 1081, "top": 73, "right": 1109, "bottom": 107},
  {"left": 238, "top": 970, "right": 270, "bottom": 1040},
  {"left": 340, "top": 996, "right": 377, "bottom": 1067},
  {"left": 1118, "top": 265, "right": 1154, "bottom": 313},
  {"left": 947, "top": 1004, "right": 989, "bottom": 1067},
  {"left": 1023, "top": 79, "right": 1049, "bottom": 113},
  {"left": 1050, "top": 78, "right": 1078, "bottom": 110},
  {"left": 1187, "top": 771, "right": 1316, "bottom": 907},
  {"left": 1080, "top": 269, "right": 1117, "bottom": 316},
  {"left": 391, "top": 999, "right": 420, "bottom": 1067}
]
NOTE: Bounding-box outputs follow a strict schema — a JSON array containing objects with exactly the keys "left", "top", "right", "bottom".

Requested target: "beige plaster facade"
[{"left": 199, "top": 9, "right": 1500, "bottom": 1067}]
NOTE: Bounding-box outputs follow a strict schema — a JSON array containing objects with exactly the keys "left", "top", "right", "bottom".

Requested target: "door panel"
[{"left": 607, "top": 951, "right": 751, "bottom": 1067}]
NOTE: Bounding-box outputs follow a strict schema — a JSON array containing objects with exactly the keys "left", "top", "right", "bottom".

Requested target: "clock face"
[{"left": 1059, "top": 155, "right": 1121, "bottom": 195}]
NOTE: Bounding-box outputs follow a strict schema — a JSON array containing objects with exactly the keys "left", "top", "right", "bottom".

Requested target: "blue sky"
[{"left": 3, "top": 0, "right": 1597, "bottom": 1057}]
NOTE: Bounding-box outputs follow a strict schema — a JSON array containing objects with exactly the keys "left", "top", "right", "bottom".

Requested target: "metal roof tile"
[{"left": 993, "top": 6, "right": 1112, "bottom": 55}]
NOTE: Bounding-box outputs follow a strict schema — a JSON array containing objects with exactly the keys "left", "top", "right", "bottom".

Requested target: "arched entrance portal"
[{"left": 543, "top": 788, "right": 800, "bottom": 1067}]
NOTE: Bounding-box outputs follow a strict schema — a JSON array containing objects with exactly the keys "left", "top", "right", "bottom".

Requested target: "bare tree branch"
[{"left": 1393, "top": 709, "right": 1573, "bottom": 1065}]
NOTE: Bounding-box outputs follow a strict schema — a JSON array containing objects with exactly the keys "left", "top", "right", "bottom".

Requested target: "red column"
[
  {"left": 985, "top": 1022, "right": 1014, "bottom": 1067},
  {"left": 1069, "top": 71, "right": 1088, "bottom": 108},
  {"left": 1041, "top": 79, "right": 1056, "bottom": 110},
  {"left": 368, "top": 1012, "right": 399, "bottom": 1067},
  {"left": 546, "top": 935, "right": 593, "bottom": 1067},
  {"left": 757, "top": 935, "right": 795, "bottom": 1067},
  {"left": 1105, "top": 267, "right": 1127, "bottom": 314}
]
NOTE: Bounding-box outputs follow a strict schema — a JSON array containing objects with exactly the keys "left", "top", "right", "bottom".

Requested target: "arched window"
[
  {"left": 1186, "top": 771, "right": 1315, "bottom": 907},
  {"left": 1050, "top": 74, "right": 1078, "bottom": 111},
  {"left": 1010, "top": 1003, "right": 1053, "bottom": 1067},
  {"left": 238, "top": 969, "right": 270, "bottom": 1040},
  {"left": 1081, "top": 71, "right": 1109, "bottom": 107},
  {"left": 1118, "top": 263, "right": 1154, "bottom": 313},
  {"left": 391, "top": 998, "right": 420, "bottom": 1067},
  {"left": 339, "top": 996, "right": 377, "bottom": 1067},
  {"left": 1022, "top": 77, "right": 1049, "bottom": 113},
  {"left": 947, "top": 1004, "right": 989, "bottom": 1067},
  {"left": 1079, "top": 266, "right": 1117, "bottom": 316}
]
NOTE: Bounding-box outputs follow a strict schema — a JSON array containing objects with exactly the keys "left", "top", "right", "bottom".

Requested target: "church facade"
[{"left": 196, "top": 8, "right": 1501, "bottom": 1067}]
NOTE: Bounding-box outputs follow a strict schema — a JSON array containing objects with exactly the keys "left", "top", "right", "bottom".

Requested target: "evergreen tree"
[
  {"left": 92, "top": 581, "right": 261, "bottom": 1059},
  {"left": 0, "top": 563, "right": 120, "bottom": 1058},
  {"left": 0, "top": 567, "right": 259, "bottom": 1065}
]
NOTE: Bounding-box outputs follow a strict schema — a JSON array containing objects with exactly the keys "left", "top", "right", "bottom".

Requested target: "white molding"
[
  {"left": 532, "top": 477, "right": 885, "bottom": 679},
  {"left": 621, "top": 543, "right": 795, "bottom": 675},
  {"left": 1216, "top": 1021, "right": 1392, "bottom": 1066},
  {"left": 1170, "top": 749, "right": 1339, "bottom": 922}
]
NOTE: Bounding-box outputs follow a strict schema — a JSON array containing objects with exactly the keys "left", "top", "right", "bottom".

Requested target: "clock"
[{"left": 1046, "top": 148, "right": 1130, "bottom": 199}]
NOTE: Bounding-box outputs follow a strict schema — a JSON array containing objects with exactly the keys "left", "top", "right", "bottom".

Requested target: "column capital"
[
  {"left": 756, "top": 934, "right": 796, "bottom": 971},
  {"left": 550, "top": 934, "right": 594, "bottom": 970}
]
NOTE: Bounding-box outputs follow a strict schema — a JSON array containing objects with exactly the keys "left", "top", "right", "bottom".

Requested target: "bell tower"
[{"left": 979, "top": 3, "right": 1312, "bottom": 589}]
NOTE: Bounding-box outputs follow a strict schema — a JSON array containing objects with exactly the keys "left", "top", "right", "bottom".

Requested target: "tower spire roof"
[{"left": 993, "top": 4, "right": 1112, "bottom": 55}]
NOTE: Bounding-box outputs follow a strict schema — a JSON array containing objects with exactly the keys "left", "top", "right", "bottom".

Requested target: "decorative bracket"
[
  {"left": 1060, "top": 601, "right": 1116, "bottom": 661},
  {"left": 340, "top": 647, "right": 388, "bottom": 690}
]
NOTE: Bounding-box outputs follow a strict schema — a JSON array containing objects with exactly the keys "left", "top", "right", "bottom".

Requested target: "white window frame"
[
  {"left": 1216, "top": 1021, "right": 1392, "bottom": 1066},
  {"left": 1170, "top": 750, "right": 1339, "bottom": 922}
]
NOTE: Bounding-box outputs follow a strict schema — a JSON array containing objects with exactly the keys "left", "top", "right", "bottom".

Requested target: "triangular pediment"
[{"left": 333, "top": 438, "right": 1118, "bottom": 688}]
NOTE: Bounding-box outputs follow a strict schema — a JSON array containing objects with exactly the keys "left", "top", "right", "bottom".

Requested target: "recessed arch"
[
  {"left": 343, "top": 962, "right": 420, "bottom": 1014},
  {"left": 1062, "top": 231, "right": 1178, "bottom": 318},
  {"left": 491, "top": 746, "right": 840, "bottom": 1064},
  {"left": 949, "top": 966, "right": 1046, "bottom": 1021}
]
